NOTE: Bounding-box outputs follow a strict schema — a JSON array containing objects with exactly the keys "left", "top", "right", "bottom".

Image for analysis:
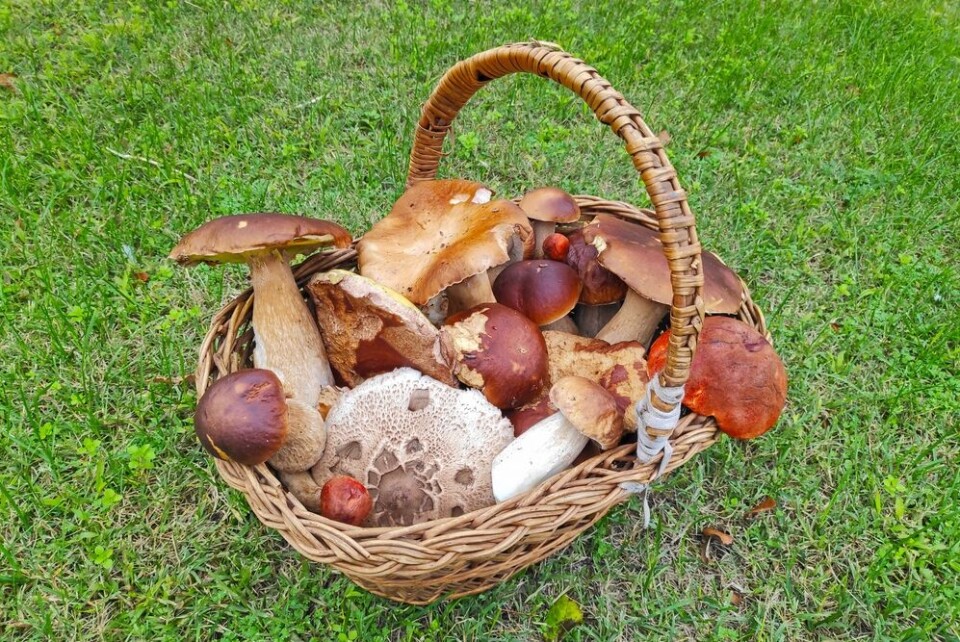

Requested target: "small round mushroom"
[
  {"left": 440, "top": 302, "right": 549, "bottom": 409},
  {"left": 491, "top": 259, "right": 582, "bottom": 327},
  {"left": 646, "top": 316, "right": 787, "bottom": 439},
  {"left": 357, "top": 179, "right": 532, "bottom": 315},
  {"left": 320, "top": 475, "right": 373, "bottom": 526},
  {"left": 310, "top": 368, "right": 514, "bottom": 526},
  {"left": 585, "top": 214, "right": 744, "bottom": 346},
  {"left": 491, "top": 376, "right": 623, "bottom": 502},
  {"left": 518, "top": 187, "right": 581, "bottom": 259},
  {"left": 194, "top": 369, "right": 327, "bottom": 472},
  {"left": 541, "top": 232, "right": 570, "bottom": 262},
  {"left": 306, "top": 269, "right": 456, "bottom": 387},
  {"left": 169, "top": 213, "right": 352, "bottom": 407}
]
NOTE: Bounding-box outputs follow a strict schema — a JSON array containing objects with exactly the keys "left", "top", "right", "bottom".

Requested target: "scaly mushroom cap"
[
  {"left": 310, "top": 368, "right": 513, "bottom": 526},
  {"left": 168, "top": 213, "right": 351, "bottom": 265},
  {"left": 306, "top": 270, "right": 456, "bottom": 387},
  {"left": 440, "top": 303, "right": 549, "bottom": 409},
  {"left": 356, "top": 179, "right": 532, "bottom": 305},
  {"left": 549, "top": 376, "right": 624, "bottom": 450},
  {"left": 647, "top": 316, "right": 787, "bottom": 439},
  {"left": 492, "top": 259, "right": 582, "bottom": 326},
  {"left": 583, "top": 214, "right": 743, "bottom": 313},
  {"left": 194, "top": 369, "right": 287, "bottom": 465}
]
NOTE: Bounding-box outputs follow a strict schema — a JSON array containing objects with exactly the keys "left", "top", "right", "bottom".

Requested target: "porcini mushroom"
[
  {"left": 584, "top": 214, "right": 743, "bottom": 346},
  {"left": 518, "top": 187, "right": 581, "bottom": 259},
  {"left": 357, "top": 179, "right": 532, "bottom": 315},
  {"left": 306, "top": 270, "right": 456, "bottom": 387},
  {"left": 194, "top": 369, "right": 327, "bottom": 472},
  {"left": 491, "top": 376, "right": 623, "bottom": 501},
  {"left": 646, "top": 316, "right": 787, "bottom": 439},
  {"left": 310, "top": 368, "right": 513, "bottom": 526},
  {"left": 564, "top": 227, "right": 628, "bottom": 337},
  {"left": 440, "top": 302, "right": 549, "bottom": 409},
  {"left": 320, "top": 475, "right": 373, "bottom": 526},
  {"left": 169, "top": 213, "right": 352, "bottom": 407},
  {"left": 491, "top": 259, "right": 582, "bottom": 327}
]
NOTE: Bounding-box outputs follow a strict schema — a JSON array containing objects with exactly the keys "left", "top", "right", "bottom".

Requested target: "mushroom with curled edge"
[
  {"left": 194, "top": 369, "right": 326, "bottom": 473},
  {"left": 518, "top": 187, "right": 581, "bottom": 259},
  {"left": 356, "top": 179, "right": 532, "bottom": 316},
  {"left": 646, "top": 316, "right": 787, "bottom": 440},
  {"left": 491, "top": 376, "right": 624, "bottom": 502},
  {"left": 584, "top": 214, "right": 743, "bottom": 347},
  {"left": 310, "top": 368, "right": 513, "bottom": 526},
  {"left": 440, "top": 302, "right": 549, "bottom": 410},
  {"left": 492, "top": 259, "right": 582, "bottom": 328},
  {"left": 306, "top": 269, "right": 456, "bottom": 388},
  {"left": 169, "top": 213, "right": 352, "bottom": 408},
  {"left": 564, "top": 227, "right": 628, "bottom": 338}
]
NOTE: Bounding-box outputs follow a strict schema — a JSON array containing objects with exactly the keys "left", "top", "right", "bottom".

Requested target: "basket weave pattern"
[{"left": 194, "top": 43, "right": 770, "bottom": 605}]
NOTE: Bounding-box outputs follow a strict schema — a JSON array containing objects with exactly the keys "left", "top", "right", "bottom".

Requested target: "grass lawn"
[{"left": 2, "top": 0, "right": 958, "bottom": 639}]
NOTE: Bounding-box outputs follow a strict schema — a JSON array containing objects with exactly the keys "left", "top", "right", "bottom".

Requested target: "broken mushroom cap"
[
  {"left": 491, "top": 259, "right": 582, "bottom": 326},
  {"left": 647, "top": 316, "right": 787, "bottom": 439},
  {"left": 518, "top": 187, "right": 581, "bottom": 258},
  {"left": 310, "top": 368, "right": 513, "bottom": 526},
  {"left": 356, "top": 179, "right": 532, "bottom": 312},
  {"left": 169, "top": 213, "right": 352, "bottom": 407},
  {"left": 549, "top": 376, "right": 624, "bottom": 450},
  {"left": 440, "top": 302, "right": 549, "bottom": 409},
  {"left": 306, "top": 270, "right": 456, "bottom": 388},
  {"left": 586, "top": 214, "right": 744, "bottom": 345},
  {"left": 194, "top": 369, "right": 288, "bottom": 466}
]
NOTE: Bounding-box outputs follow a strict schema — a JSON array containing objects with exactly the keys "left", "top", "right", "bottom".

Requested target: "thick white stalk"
[
  {"left": 249, "top": 250, "right": 334, "bottom": 406},
  {"left": 491, "top": 412, "right": 588, "bottom": 502},
  {"left": 594, "top": 289, "right": 668, "bottom": 346}
]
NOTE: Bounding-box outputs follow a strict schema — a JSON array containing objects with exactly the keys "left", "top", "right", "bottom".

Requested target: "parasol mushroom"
[
  {"left": 646, "top": 316, "right": 787, "bottom": 439},
  {"left": 357, "top": 179, "right": 532, "bottom": 315},
  {"left": 169, "top": 213, "right": 352, "bottom": 407},
  {"left": 584, "top": 214, "right": 743, "bottom": 346}
]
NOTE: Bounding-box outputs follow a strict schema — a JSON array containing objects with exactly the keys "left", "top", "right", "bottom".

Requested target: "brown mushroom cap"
[
  {"left": 505, "top": 396, "right": 555, "bottom": 437},
  {"left": 310, "top": 368, "right": 513, "bottom": 526},
  {"left": 565, "top": 228, "right": 628, "bottom": 305},
  {"left": 647, "top": 316, "right": 787, "bottom": 439},
  {"left": 518, "top": 187, "right": 581, "bottom": 224},
  {"left": 169, "top": 213, "right": 351, "bottom": 265},
  {"left": 356, "top": 179, "right": 532, "bottom": 305},
  {"left": 584, "top": 214, "right": 743, "bottom": 313},
  {"left": 492, "top": 260, "right": 582, "bottom": 326},
  {"left": 440, "top": 303, "right": 549, "bottom": 409},
  {"left": 549, "top": 376, "right": 624, "bottom": 450},
  {"left": 306, "top": 270, "right": 456, "bottom": 387},
  {"left": 194, "top": 369, "right": 288, "bottom": 466}
]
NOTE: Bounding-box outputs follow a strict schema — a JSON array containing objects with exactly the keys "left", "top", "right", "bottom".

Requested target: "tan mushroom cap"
[
  {"left": 518, "top": 187, "right": 582, "bottom": 223},
  {"left": 306, "top": 270, "right": 456, "bottom": 387},
  {"left": 647, "top": 316, "right": 787, "bottom": 440},
  {"left": 549, "top": 376, "right": 624, "bottom": 450},
  {"left": 357, "top": 179, "right": 532, "bottom": 305},
  {"left": 169, "top": 213, "right": 352, "bottom": 265},
  {"left": 583, "top": 214, "right": 743, "bottom": 313},
  {"left": 310, "top": 368, "right": 514, "bottom": 526}
]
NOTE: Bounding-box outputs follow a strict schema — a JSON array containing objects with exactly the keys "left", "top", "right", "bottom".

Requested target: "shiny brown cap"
[
  {"left": 194, "top": 369, "right": 288, "bottom": 465},
  {"left": 169, "top": 213, "right": 351, "bottom": 266},
  {"left": 584, "top": 214, "right": 743, "bottom": 313},
  {"left": 564, "top": 228, "right": 627, "bottom": 305},
  {"left": 492, "top": 260, "right": 582, "bottom": 325},
  {"left": 518, "top": 187, "right": 581, "bottom": 223}
]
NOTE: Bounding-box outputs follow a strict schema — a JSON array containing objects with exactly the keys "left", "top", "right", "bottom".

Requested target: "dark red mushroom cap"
[
  {"left": 194, "top": 369, "right": 288, "bottom": 465},
  {"left": 564, "top": 228, "right": 628, "bottom": 305},
  {"left": 492, "top": 260, "right": 582, "bottom": 326}
]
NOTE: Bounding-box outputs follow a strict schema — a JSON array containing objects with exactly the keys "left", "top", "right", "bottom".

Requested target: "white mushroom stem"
[
  {"left": 446, "top": 272, "right": 496, "bottom": 315},
  {"left": 268, "top": 398, "right": 328, "bottom": 473},
  {"left": 531, "top": 220, "right": 556, "bottom": 259},
  {"left": 594, "top": 289, "right": 668, "bottom": 346},
  {"left": 573, "top": 302, "right": 621, "bottom": 338},
  {"left": 541, "top": 315, "right": 579, "bottom": 335},
  {"left": 491, "top": 412, "right": 588, "bottom": 502},
  {"left": 279, "top": 470, "right": 323, "bottom": 513},
  {"left": 248, "top": 249, "right": 334, "bottom": 405}
]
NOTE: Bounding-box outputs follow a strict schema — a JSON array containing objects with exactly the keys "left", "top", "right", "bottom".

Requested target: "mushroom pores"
[
  {"left": 647, "top": 316, "right": 787, "bottom": 439},
  {"left": 320, "top": 476, "right": 373, "bottom": 526}
]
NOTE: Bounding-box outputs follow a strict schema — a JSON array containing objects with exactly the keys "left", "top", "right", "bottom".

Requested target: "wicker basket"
[{"left": 194, "top": 42, "right": 770, "bottom": 605}]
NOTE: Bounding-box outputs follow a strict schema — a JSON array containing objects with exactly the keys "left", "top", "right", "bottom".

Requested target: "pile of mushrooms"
[{"left": 172, "top": 180, "right": 787, "bottom": 527}]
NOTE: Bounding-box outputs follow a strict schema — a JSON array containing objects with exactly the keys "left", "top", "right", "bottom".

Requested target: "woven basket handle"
[{"left": 407, "top": 42, "right": 705, "bottom": 444}]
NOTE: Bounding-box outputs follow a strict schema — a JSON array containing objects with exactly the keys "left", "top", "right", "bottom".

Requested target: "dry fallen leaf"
[
  {"left": 746, "top": 496, "right": 777, "bottom": 517},
  {"left": 0, "top": 73, "right": 17, "bottom": 92},
  {"left": 730, "top": 590, "right": 744, "bottom": 606},
  {"left": 134, "top": 271, "right": 150, "bottom": 283},
  {"left": 702, "top": 526, "right": 734, "bottom": 545}
]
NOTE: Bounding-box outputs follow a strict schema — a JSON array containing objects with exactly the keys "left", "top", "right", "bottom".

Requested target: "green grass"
[{"left": 2, "top": 0, "right": 959, "bottom": 639}]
